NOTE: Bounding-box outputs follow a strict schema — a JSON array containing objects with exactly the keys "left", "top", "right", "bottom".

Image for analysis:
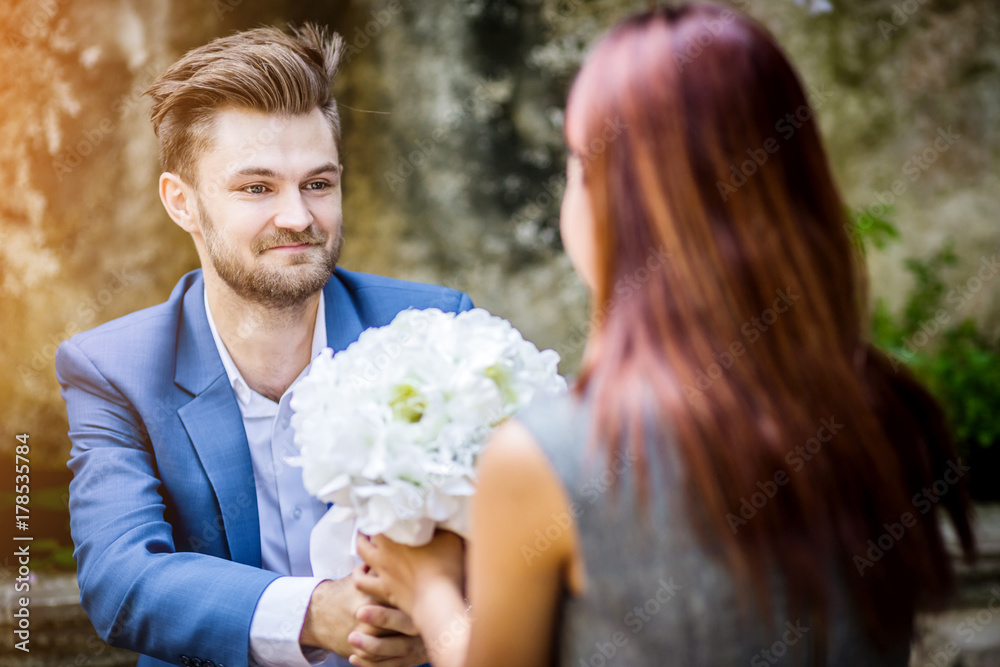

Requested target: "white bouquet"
[{"left": 289, "top": 307, "right": 566, "bottom": 554}]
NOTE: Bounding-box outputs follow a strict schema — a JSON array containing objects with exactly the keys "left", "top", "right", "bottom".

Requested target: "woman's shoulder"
[{"left": 513, "top": 390, "right": 591, "bottom": 490}]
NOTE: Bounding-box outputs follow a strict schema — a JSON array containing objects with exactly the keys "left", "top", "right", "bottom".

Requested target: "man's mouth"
[
  {"left": 253, "top": 231, "right": 328, "bottom": 256},
  {"left": 266, "top": 242, "right": 314, "bottom": 251}
]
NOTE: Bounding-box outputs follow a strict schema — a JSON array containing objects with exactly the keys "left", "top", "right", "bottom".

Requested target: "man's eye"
[
  {"left": 304, "top": 181, "right": 329, "bottom": 191},
  {"left": 243, "top": 184, "right": 267, "bottom": 195}
]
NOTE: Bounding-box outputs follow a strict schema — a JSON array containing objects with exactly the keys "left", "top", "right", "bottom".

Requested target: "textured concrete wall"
[{"left": 2, "top": 0, "right": 998, "bottom": 469}]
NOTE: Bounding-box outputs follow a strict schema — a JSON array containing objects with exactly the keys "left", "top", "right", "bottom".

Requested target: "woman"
[{"left": 354, "top": 4, "right": 975, "bottom": 665}]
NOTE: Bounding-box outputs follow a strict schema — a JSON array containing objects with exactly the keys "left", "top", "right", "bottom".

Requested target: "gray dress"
[{"left": 515, "top": 393, "right": 911, "bottom": 666}]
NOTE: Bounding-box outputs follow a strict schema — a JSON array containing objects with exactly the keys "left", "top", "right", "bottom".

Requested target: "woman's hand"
[{"left": 355, "top": 529, "right": 465, "bottom": 619}]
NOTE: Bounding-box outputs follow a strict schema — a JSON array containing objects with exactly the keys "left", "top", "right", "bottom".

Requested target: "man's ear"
[{"left": 159, "top": 172, "right": 198, "bottom": 234}]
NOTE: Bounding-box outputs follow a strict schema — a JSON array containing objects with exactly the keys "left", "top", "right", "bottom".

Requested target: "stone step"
[{"left": 0, "top": 569, "right": 137, "bottom": 666}]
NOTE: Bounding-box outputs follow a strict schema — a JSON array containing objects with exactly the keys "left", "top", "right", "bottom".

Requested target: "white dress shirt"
[{"left": 204, "top": 290, "right": 351, "bottom": 667}]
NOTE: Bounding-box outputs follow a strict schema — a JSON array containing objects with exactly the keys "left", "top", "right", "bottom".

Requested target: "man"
[{"left": 55, "top": 24, "right": 472, "bottom": 667}]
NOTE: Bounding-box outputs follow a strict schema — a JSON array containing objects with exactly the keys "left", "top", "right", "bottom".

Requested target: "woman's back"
[{"left": 517, "top": 393, "right": 912, "bottom": 666}]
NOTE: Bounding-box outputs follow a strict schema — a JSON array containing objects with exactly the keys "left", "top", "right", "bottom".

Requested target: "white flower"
[{"left": 290, "top": 307, "right": 566, "bottom": 546}]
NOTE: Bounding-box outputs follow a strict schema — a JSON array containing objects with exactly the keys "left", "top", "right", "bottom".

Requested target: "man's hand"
[{"left": 300, "top": 569, "right": 427, "bottom": 667}]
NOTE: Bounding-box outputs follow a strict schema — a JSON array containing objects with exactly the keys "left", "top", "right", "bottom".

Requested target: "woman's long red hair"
[{"left": 568, "top": 3, "right": 974, "bottom": 651}]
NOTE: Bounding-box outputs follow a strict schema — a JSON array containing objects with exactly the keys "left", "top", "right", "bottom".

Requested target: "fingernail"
[{"left": 348, "top": 632, "right": 361, "bottom": 646}]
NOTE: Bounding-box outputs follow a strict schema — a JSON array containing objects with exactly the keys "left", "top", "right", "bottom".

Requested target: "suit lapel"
[
  {"left": 324, "top": 269, "right": 366, "bottom": 352},
  {"left": 173, "top": 272, "right": 262, "bottom": 567}
]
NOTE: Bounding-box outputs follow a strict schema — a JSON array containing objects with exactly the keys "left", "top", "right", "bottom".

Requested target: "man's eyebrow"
[
  {"left": 304, "top": 162, "right": 340, "bottom": 179},
  {"left": 231, "top": 162, "right": 340, "bottom": 180},
  {"left": 233, "top": 166, "right": 278, "bottom": 179}
]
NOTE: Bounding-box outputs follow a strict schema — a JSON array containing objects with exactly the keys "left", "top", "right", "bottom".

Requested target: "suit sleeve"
[{"left": 56, "top": 338, "right": 280, "bottom": 667}]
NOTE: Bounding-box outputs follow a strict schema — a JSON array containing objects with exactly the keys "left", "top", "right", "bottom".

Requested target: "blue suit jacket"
[{"left": 55, "top": 268, "right": 473, "bottom": 667}]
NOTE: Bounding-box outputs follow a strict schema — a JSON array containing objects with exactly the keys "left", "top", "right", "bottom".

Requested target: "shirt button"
[{"left": 293, "top": 507, "right": 302, "bottom": 519}]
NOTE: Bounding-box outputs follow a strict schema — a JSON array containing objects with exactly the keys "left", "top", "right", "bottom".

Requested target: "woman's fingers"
[
  {"left": 347, "top": 629, "right": 427, "bottom": 666},
  {"left": 357, "top": 604, "right": 419, "bottom": 636},
  {"left": 356, "top": 533, "right": 378, "bottom": 566},
  {"left": 355, "top": 565, "right": 391, "bottom": 604}
]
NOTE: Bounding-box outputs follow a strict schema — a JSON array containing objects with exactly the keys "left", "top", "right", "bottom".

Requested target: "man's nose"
[{"left": 272, "top": 189, "right": 313, "bottom": 231}]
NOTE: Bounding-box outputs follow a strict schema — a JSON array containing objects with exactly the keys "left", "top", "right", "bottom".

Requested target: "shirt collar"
[{"left": 203, "top": 286, "right": 327, "bottom": 407}]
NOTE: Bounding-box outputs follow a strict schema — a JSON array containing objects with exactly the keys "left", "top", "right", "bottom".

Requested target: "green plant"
[
  {"left": 31, "top": 538, "right": 77, "bottom": 572},
  {"left": 851, "top": 206, "right": 900, "bottom": 254},
  {"left": 912, "top": 322, "right": 1000, "bottom": 450},
  {"left": 852, "top": 207, "right": 1000, "bottom": 471}
]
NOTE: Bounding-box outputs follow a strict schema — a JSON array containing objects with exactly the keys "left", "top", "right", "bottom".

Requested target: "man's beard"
[{"left": 199, "top": 201, "right": 343, "bottom": 309}]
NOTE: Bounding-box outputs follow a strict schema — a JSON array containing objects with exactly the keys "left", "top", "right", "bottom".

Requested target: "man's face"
[{"left": 190, "top": 107, "right": 344, "bottom": 308}]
